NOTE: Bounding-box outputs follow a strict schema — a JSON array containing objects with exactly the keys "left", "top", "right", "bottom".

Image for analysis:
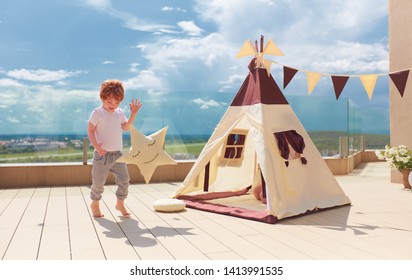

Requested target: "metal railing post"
[
  {"left": 83, "top": 137, "right": 88, "bottom": 165},
  {"left": 339, "top": 136, "right": 348, "bottom": 158}
]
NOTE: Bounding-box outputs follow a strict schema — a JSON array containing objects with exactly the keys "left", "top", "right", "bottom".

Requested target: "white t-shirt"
[{"left": 88, "top": 106, "right": 127, "bottom": 152}]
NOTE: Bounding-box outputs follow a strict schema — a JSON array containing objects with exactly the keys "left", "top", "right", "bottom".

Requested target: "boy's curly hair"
[{"left": 100, "top": 80, "right": 125, "bottom": 101}]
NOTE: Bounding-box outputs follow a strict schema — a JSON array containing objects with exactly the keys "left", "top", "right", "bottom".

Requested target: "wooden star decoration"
[{"left": 117, "top": 126, "right": 177, "bottom": 183}]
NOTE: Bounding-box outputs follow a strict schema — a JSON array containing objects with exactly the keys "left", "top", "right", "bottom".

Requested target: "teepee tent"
[{"left": 174, "top": 38, "right": 351, "bottom": 223}]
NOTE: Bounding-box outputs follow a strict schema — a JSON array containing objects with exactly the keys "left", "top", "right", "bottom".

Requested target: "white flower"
[
  {"left": 376, "top": 145, "right": 412, "bottom": 170},
  {"left": 375, "top": 150, "right": 385, "bottom": 160}
]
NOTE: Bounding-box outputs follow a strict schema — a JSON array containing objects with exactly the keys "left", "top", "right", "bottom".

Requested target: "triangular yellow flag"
[
  {"left": 306, "top": 72, "right": 322, "bottom": 95},
  {"left": 359, "top": 74, "right": 378, "bottom": 100},
  {"left": 263, "top": 59, "right": 272, "bottom": 76},
  {"left": 263, "top": 39, "right": 284, "bottom": 56},
  {"left": 236, "top": 40, "right": 257, "bottom": 58}
]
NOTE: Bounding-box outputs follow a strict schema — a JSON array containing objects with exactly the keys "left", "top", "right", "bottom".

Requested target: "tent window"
[
  {"left": 274, "top": 130, "right": 307, "bottom": 166},
  {"left": 223, "top": 132, "right": 247, "bottom": 159}
]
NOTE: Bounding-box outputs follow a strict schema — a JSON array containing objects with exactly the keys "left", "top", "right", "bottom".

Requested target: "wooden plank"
[
  {"left": 190, "top": 218, "right": 276, "bottom": 259},
  {"left": 164, "top": 216, "right": 231, "bottom": 256},
  {"left": 2, "top": 162, "right": 412, "bottom": 261},
  {"left": 2, "top": 187, "right": 49, "bottom": 260},
  {"left": 106, "top": 186, "right": 176, "bottom": 259},
  {"left": 143, "top": 220, "right": 209, "bottom": 260},
  {"left": 37, "top": 187, "right": 71, "bottom": 260},
  {"left": 88, "top": 185, "right": 175, "bottom": 260},
  {"left": 283, "top": 213, "right": 410, "bottom": 259},
  {"left": 234, "top": 218, "right": 348, "bottom": 259},
  {"left": 276, "top": 220, "right": 377, "bottom": 259},
  {"left": 84, "top": 186, "right": 143, "bottom": 260},
  {"left": 116, "top": 184, "right": 209, "bottom": 259},
  {"left": 0, "top": 188, "right": 35, "bottom": 260},
  {"left": 242, "top": 234, "right": 311, "bottom": 260},
  {"left": 0, "top": 188, "right": 19, "bottom": 214},
  {"left": 206, "top": 251, "right": 243, "bottom": 260},
  {"left": 67, "top": 186, "right": 106, "bottom": 260}
]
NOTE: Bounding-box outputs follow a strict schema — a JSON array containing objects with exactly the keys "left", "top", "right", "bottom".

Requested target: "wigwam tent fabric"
[{"left": 174, "top": 57, "right": 351, "bottom": 224}]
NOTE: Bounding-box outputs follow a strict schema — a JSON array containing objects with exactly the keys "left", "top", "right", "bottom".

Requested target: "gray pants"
[{"left": 90, "top": 151, "right": 130, "bottom": 201}]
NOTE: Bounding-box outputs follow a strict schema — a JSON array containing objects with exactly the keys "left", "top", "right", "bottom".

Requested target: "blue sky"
[{"left": 0, "top": 0, "right": 390, "bottom": 135}]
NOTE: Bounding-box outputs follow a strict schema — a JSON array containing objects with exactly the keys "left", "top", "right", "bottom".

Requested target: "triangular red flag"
[
  {"left": 283, "top": 66, "right": 298, "bottom": 89},
  {"left": 389, "top": 70, "right": 410, "bottom": 97},
  {"left": 331, "top": 76, "right": 349, "bottom": 100}
]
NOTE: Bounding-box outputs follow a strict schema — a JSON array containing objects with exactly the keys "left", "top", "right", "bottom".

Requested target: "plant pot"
[{"left": 401, "top": 169, "right": 412, "bottom": 189}]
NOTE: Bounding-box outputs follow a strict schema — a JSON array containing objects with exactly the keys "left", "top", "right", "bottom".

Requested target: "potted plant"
[{"left": 375, "top": 145, "right": 412, "bottom": 189}]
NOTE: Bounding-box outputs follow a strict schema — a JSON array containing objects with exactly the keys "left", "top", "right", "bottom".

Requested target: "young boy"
[{"left": 88, "top": 79, "right": 142, "bottom": 218}]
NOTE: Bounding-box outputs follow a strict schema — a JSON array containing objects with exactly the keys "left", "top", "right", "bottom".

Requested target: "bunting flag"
[
  {"left": 270, "top": 59, "right": 412, "bottom": 99},
  {"left": 263, "top": 39, "right": 285, "bottom": 56},
  {"left": 236, "top": 40, "right": 258, "bottom": 58},
  {"left": 236, "top": 38, "right": 412, "bottom": 99},
  {"left": 236, "top": 36, "right": 284, "bottom": 77},
  {"left": 283, "top": 66, "right": 298, "bottom": 89},
  {"left": 331, "top": 76, "right": 350, "bottom": 100},
  {"left": 359, "top": 74, "right": 378, "bottom": 100},
  {"left": 306, "top": 72, "right": 322, "bottom": 95},
  {"left": 389, "top": 70, "right": 410, "bottom": 97}
]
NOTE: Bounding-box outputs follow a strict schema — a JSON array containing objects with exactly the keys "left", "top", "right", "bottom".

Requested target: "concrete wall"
[
  {"left": 0, "top": 151, "right": 383, "bottom": 188},
  {"left": 0, "top": 161, "right": 194, "bottom": 188},
  {"left": 389, "top": 0, "right": 412, "bottom": 183},
  {"left": 324, "top": 150, "right": 380, "bottom": 175}
]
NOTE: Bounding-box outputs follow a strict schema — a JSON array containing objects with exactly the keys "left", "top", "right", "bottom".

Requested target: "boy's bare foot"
[
  {"left": 91, "top": 200, "right": 104, "bottom": 218},
  {"left": 116, "top": 201, "right": 131, "bottom": 218}
]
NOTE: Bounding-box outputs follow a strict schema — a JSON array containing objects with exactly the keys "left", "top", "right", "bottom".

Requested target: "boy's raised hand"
[{"left": 130, "top": 98, "right": 142, "bottom": 115}]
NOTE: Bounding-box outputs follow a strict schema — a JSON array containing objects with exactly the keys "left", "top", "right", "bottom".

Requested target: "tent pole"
[{"left": 203, "top": 162, "right": 210, "bottom": 192}]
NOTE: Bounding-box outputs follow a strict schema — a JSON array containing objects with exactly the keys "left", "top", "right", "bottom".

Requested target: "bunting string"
[
  {"left": 235, "top": 37, "right": 411, "bottom": 100},
  {"left": 267, "top": 59, "right": 411, "bottom": 100}
]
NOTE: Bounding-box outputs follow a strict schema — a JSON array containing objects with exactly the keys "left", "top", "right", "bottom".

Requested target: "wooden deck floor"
[{"left": 1, "top": 162, "right": 412, "bottom": 260}]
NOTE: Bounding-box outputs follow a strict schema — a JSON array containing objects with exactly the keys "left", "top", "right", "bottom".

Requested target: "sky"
[{"left": 0, "top": 0, "right": 390, "bottom": 135}]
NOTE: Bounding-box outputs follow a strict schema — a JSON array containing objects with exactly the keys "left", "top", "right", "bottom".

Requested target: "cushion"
[{"left": 153, "top": 198, "right": 186, "bottom": 212}]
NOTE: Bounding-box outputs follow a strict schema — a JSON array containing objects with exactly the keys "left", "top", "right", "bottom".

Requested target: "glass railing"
[{"left": 0, "top": 90, "right": 389, "bottom": 164}]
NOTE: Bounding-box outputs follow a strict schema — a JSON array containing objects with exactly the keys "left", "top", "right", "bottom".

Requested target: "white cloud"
[
  {"left": 0, "top": 84, "right": 96, "bottom": 133},
  {"left": 128, "top": 0, "right": 388, "bottom": 96},
  {"left": 193, "top": 0, "right": 389, "bottom": 74},
  {"left": 6, "top": 69, "right": 82, "bottom": 82},
  {"left": 219, "top": 74, "right": 244, "bottom": 85},
  {"left": 134, "top": 33, "right": 243, "bottom": 92},
  {"left": 162, "top": 6, "right": 174, "bottom": 12},
  {"left": 193, "top": 98, "right": 226, "bottom": 109},
  {"left": 304, "top": 41, "right": 389, "bottom": 74},
  {"left": 6, "top": 117, "right": 20, "bottom": 123},
  {"left": 102, "top": 60, "right": 114, "bottom": 65},
  {"left": 0, "top": 79, "right": 24, "bottom": 87},
  {"left": 83, "top": 0, "right": 110, "bottom": 10},
  {"left": 129, "top": 63, "right": 140, "bottom": 73},
  {"left": 217, "top": 74, "right": 245, "bottom": 92},
  {"left": 84, "top": 0, "right": 174, "bottom": 33},
  {"left": 0, "top": 90, "right": 22, "bottom": 108},
  {"left": 162, "top": 6, "right": 187, "bottom": 13},
  {"left": 142, "top": 34, "right": 234, "bottom": 71},
  {"left": 195, "top": 0, "right": 387, "bottom": 39},
  {"left": 123, "top": 70, "right": 167, "bottom": 90},
  {"left": 177, "top": 21, "right": 203, "bottom": 36}
]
